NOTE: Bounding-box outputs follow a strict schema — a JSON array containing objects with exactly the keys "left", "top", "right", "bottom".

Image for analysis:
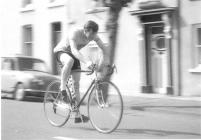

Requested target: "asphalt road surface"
[{"left": 1, "top": 97, "right": 201, "bottom": 139}]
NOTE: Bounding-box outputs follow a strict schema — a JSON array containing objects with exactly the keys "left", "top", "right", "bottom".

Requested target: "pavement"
[
  {"left": 122, "top": 94, "right": 201, "bottom": 116},
  {"left": 2, "top": 92, "right": 201, "bottom": 116}
]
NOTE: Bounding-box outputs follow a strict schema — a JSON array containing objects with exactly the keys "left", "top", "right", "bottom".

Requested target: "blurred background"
[
  {"left": 1, "top": 0, "right": 201, "bottom": 100},
  {"left": 1, "top": 0, "right": 201, "bottom": 139}
]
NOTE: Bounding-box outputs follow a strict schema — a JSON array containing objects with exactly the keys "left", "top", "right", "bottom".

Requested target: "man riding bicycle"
[{"left": 54, "top": 20, "right": 110, "bottom": 123}]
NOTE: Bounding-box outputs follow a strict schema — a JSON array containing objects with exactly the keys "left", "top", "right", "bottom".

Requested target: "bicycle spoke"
[
  {"left": 46, "top": 93, "right": 56, "bottom": 102},
  {"left": 88, "top": 81, "right": 123, "bottom": 133},
  {"left": 44, "top": 81, "right": 71, "bottom": 127}
]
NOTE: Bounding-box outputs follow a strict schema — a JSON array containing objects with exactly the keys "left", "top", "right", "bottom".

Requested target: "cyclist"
[{"left": 54, "top": 20, "right": 110, "bottom": 123}]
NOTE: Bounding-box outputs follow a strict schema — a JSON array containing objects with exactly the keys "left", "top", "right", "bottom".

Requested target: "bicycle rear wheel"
[
  {"left": 44, "top": 80, "right": 71, "bottom": 127},
  {"left": 88, "top": 81, "right": 123, "bottom": 133}
]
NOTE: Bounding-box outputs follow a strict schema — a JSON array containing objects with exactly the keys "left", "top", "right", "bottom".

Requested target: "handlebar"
[
  {"left": 86, "top": 64, "right": 96, "bottom": 75},
  {"left": 70, "top": 64, "right": 96, "bottom": 75},
  {"left": 71, "top": 64, "right": 117, "bottom": 76},
  {"left": 106, "top": 64, "right": 117, "bottom": 76}
]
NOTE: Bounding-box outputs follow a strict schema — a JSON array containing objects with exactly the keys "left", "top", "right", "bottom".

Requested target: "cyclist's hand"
[
  {"left": 86, "top": 61, "right": 94, "bottom": 70},
  {"left": 98, "top": 64, "right": 115, "bottom": 79},
  {"left": 105, "top": 65, "right": 114, "bottom": 76}
]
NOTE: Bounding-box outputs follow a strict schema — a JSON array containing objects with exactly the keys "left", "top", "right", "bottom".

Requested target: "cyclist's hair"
[{"left": 84, "top": 20, "right": 99, "bottom": 33}]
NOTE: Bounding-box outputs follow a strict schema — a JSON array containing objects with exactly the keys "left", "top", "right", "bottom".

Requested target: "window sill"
[
  {"left": 47, "top": 1, "right": 65, "bottom": 8},
  {"left": 189, "top": 65, "right": 201, "bottom": 73},
  {"left": 20, "top": 4, "right": 35, "bottom": 12}
]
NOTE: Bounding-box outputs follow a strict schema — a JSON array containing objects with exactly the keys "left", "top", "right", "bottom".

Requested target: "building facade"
[{"left": 1, "top": 0, "right": 201, "bottom": 96}]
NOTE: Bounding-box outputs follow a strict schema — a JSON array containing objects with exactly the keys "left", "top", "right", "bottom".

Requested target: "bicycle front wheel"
[
  {"left": 44, "top": 80, "right": 71, "bottom": 127},
  {"left": 88, "top": 81, "right": 123, "bottom": 133}
]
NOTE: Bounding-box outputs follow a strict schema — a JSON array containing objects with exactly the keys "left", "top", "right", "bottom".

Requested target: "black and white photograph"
[{"left": 1, "top": 0, "right": 201, "bottom": 139}]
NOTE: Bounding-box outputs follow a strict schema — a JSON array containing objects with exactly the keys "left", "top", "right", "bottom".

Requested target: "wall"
[
  {"left": 18, "top": 0, "right": 68, "bottom": 73},
  {"left": 179, "top": 0, "right": 201, "bottom": 96},
  {"left": 1, "top": 0, "right": 21, "bottom": 55},
  {"left": 113, "top": 8, "right": 141, "bottom": 95}
]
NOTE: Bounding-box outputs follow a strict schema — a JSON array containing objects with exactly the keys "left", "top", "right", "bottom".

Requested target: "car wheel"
[{"left": 14, "top": 83, "right": 25, "bottom": 101}]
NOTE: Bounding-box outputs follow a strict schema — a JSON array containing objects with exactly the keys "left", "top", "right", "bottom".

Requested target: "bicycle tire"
[
  {"left": 87, "top": 81, "right": 123, "bottom": 133},
  {"left": 44, "top": 80, "right": 71, "bottom": 127}
]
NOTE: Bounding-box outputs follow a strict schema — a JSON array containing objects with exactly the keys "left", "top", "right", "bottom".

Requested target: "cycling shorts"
[{"left": 55, "top": 50, "right": 81, "bottom": 70}]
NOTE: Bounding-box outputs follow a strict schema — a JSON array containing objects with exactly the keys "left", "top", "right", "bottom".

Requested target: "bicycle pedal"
[
  {"left": 70, "top": 112, "right": 82, "bottom": 120},
  {"left": 98, "top": 103, "right": 109, "bottom": 109},
  {"left": 71, "top": 103, "right": 78, "bottom": 111},
  {"left": 69, "top": 114, "right": 76, "bottom": 119}
]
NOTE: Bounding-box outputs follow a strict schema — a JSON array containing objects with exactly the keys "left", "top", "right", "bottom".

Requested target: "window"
[
  {"left": 194, "top": 26, "right": 201, "bottom": 65},
  {"left": 197, "top": 28, "right": 201, "bottom": 46},
  {"left": 49, "top": 0, "right": 56, "bottom": 2},
  {"left": 190, "top": 24, "right": 201, "bottom": 72},
  {"left": 52, "top": 22, "right": 61, "bottom": 44},
  {"left": 49, "top": 0, "right": 64, "bottom": 3},
  {"left": 23, "top": 25, "right": 33, "bottom": 56},
  {"left": 20, "top": 0, "right": 34, "bottom": 12},
  {"left": 22, "top": 0, "right": 32, "bottom": 8},
  {"left": 51, "top": 22, "right": 62, "bottom": 75},
  {"left": 47, "top": 0, "right": 65, "bottom": 8},
  {"left": 2, "top": 58, "right": 15, "bottom": 70}
]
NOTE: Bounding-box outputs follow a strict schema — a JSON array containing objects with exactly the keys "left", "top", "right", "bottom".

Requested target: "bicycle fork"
[{"left": 95, "top": 82, "right": 106, "bottom": 108}]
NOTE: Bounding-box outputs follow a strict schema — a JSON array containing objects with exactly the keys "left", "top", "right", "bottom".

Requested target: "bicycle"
[{"left": 43, "top": 64, "right": 123, "bottom": 133}]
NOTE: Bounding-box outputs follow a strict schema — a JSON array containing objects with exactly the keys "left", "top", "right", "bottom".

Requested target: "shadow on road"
[
  {"left": 1, "top": 97, "right": 43, "bottom": 103},
  {"left": 23, "top": 97, "right": 44, "bottom": 102},
  {"left": 129, "top": 105, "right": 201, "bottom": 111},
  {"left": 64, "top": 127, "right": 201, "bottom": 137}
]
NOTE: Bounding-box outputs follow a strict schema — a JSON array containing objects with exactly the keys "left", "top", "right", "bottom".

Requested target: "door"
[
  {"left": 51, "top": 22, "right": 61, "bottom": 75},
  {"left": 149, "top": 25, "right": 168, "bottom": 94}
]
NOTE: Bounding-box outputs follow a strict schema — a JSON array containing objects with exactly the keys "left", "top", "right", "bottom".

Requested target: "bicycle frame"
[
  {"left": 44, "top": 64, "right": 123, "bottom": 133},
  {"left": 65, "top": 64, "right": 116, "bottom": 110},
  {"left": 78, "top": 79, "right": 95, "bottom": 108},
  {"left": 66, "top": 75, "right": 98, "bottom": 109}
]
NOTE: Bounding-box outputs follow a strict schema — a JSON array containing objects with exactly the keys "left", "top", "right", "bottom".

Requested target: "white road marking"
[{"left": 53, "top": 136, "right": 80, "bottom": 140}]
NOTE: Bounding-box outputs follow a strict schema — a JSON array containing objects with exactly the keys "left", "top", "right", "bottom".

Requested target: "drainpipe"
[{"left": 177, "top": 0, "right": 182, "bottom": 96}]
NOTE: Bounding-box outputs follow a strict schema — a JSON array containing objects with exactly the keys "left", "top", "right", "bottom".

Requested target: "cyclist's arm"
[
  {"left": 94, "top": 36, "right": 110, "bottom": 66},
  {"left": 53, "top": 35, "right": 68, "bottom": 53},
  {"left": 69, "top": 39, "right": 90, "bottom": 65}
]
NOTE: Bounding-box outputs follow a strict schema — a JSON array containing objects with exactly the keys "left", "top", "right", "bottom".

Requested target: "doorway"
[
  {"left": 51, "top": 22, "right": 61, "bottom": 75},
  {"left": 147, "top": 25, "right": 169, "bottom": 94}
]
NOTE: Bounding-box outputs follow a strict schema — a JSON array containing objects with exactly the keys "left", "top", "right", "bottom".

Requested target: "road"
[{"left": 1, "top": 96, "right": 201, "bottom": 139}]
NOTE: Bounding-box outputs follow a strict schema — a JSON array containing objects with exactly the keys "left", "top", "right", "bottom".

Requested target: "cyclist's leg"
[
  {"left": 70, "top": 60, "right": 81, "bottom": 116},
  {"left": 71, "top": 72, "right": 81, "bottom": 103},
  {"left": 59, "top": 53, "right": 74, "bottom": 92},
  {"left": 70, "top": 59, "right": 89, "bottom": 123},
  {"left": 69, "top": 55, "right": 81, "bottom": 103}
]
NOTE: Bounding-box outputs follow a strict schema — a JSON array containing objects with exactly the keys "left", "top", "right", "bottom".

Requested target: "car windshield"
[{"left": 18, "top": 58, "right": 48, "bottom": 73}]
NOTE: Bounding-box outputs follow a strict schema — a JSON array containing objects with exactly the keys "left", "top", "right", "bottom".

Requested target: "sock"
[{"left": 61, "top": 90, "right": 66, "bottom": 96}]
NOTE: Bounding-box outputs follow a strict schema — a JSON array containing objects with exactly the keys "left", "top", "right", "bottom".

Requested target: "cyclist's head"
[{"left": 84, "top": 20, "right": 99, "bottom": 40}]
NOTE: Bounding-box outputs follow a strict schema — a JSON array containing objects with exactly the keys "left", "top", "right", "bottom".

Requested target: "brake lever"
[
  {"left": 86, "top": 64, "right": 96, "bottom": 75},
  {"left": 106, "top": 64, "right": 117, "bottom": 76},
  {"left": 86, "top": 69, "right": 94, "bottom": 75}
]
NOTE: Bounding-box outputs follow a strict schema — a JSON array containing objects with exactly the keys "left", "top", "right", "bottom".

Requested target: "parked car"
[{"left": 1, "top": 55, "right": 60, "bottom": 100}]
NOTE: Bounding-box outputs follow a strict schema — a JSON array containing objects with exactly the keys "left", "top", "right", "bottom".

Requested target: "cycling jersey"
[
  {"left": 54, "top": 28, "right": 101, "bottom": 70},
  {"left": 54, "top": 28, "right": 101, "bottom": 53}
]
